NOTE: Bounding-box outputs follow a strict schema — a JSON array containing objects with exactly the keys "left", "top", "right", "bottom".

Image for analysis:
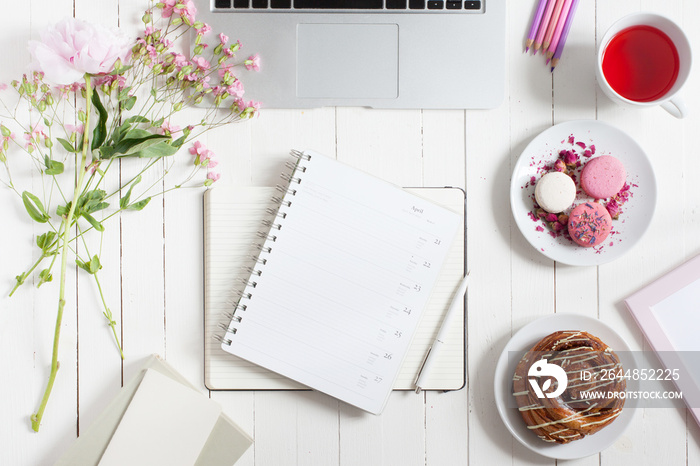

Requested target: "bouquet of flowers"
[{"left": 0, "top": 1, "right": 259, "bottom": 431}]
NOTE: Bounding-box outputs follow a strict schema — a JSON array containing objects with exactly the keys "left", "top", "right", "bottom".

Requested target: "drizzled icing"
[{"left": 512, "top": 330, "right": 626, "bottom": 444}]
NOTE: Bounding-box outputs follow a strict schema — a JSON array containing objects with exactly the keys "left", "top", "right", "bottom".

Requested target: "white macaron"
[{"left": 534, "top": 172, "right": 576, "bottom": 214}]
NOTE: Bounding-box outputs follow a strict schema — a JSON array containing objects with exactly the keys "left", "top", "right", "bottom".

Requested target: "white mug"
[{"left": 596, "top": 13, "right": 692, "bottom": 119}]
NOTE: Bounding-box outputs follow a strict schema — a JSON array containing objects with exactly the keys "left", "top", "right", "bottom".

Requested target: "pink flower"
[
  {"left": 172, "top": 53, "right": 188, "bottom": 69},
  {"left": 65, "top": 123, "right": 84, "bottom": 135},
  {"left": 207, "top": 171, "right": 221, "bottom": 182},
  {"left": 196, "top": 23, "right": 212, "bottom": 36},
  {"left": 219, "top": 33, "right": 229, "bottom": 45},
  {"left": 192, "top": 56, "right": 210, "bottom": 71},
  {"left": 162, "top": 0, "right": 197, "bottom": 23},
  {"left": 28, "top": 18, "right": 131, "bottom": 85},
  {"left": 159, "top": 120, "right": 181, "bottom": 136},
  {"left": 244, "top": 54, "right": 260, "bottom": 72},
  {"left": 24, "top": 121, "right": 47, "bottom": 146},
  {"left": 226, "top": 80, "right": 244, "bottom": 98},
  {"left": 606, "top": 199, "right": 621, "bottom": 219},
  {"left": 189, "top": 140, "right": 216, "bottom": 166},
  {"left": 553, "top": 159, "right": 567, "bottom": 173},
  {"left": 560, "top": 149, "right": 578, "bottom": 166},
  {"left": 0, "top": 83, "right": 7, "bottom": 91}
]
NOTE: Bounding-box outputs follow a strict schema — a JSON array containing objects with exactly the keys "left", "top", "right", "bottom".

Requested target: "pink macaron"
[
  {"left": 580, "top": 155, "right": 626, "bottom": 199},
  {"left": 568, "top": 202, "right": 612, "bottom": 247}
]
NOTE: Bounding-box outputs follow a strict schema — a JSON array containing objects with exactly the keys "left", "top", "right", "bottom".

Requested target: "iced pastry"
[
  {"left": 568, "top": 202, "right": 612, "bottom": 247},
  {"left": 512, "top": 330, "right": 626, "bottom": 444},
  {"left": 534, "top": 172, "right": 576, "bottom": 213},
  {"left": 580, "top": 155, "right": 626, "bottom": 199}
]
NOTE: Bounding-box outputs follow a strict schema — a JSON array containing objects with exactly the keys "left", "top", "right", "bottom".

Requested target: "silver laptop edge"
[{"left": 196, "top": 0, "right": 505, "bottom": 109}]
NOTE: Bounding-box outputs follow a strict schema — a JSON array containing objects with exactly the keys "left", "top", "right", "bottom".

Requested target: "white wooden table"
[{"left": 2, "top": 1, "right": 700, "bottom": 465}]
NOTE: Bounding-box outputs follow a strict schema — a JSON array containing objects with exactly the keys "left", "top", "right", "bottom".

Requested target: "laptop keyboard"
[{"left": 215, "top": 0, "right": 482, "bottom": 11}]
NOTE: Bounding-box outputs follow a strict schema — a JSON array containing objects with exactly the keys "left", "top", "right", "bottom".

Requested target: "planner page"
[
  {"left": 204, "top": 186, "right": 465, "bottom": 391},
  {"left": 220, "top": 151, "right": 461, "bottom": 414}
]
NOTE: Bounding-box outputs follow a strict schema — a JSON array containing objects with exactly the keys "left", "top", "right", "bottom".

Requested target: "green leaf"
[
  {"left": 89, "top": 255, "right": 101, "bottom": 273},
  {"left": 57, "top": 137, "right": 78, "bottom": 153},
  {"left": 44, "top": 155, "right": 64, "bottom": 176},
  {"left": 37, "top": 268, "right": 52, "bottom": 287},
  {"left": 127, "top": 197, "right": 151, "bottom": 211},
  {"left": 124, "top": 115, "right": 150, "bottom": 125},
  {"left": 22, "top": 191, "right": 49, "bottom": 223},
  {"left": 132, "top": 141, "right": 178, "bottom": 158},
  {"left": 56, "top": 203, "right": 70, "bottom": 217},
  {"left": 118, "top": 86, "right": 133, "bottom": 102},
  {"left": 91, "top": 90, "right": 109, "bottom": 150},
  {"left": 124, "top": 96, "right": 137, "bottom": 111},
  {"left": 77, "top": 255, "right": 102, "bottom": 274},
  {"left": 171, "top": 134, "right": 187, "bottom": 149},
  {"left": 36, "top": 231, "right": 57, "bottom": 251},
  {"left": 98, "top": 131, "right": 172, "bottom": 159},
  {"left": 82, "top": 212, "right": 105, "bottom": 232},
  {"left": 76, "top": 189, "right": 109, "bottom": 216},
  {"left": 120, "top": 175, "right": 142, "bottom": 209}
]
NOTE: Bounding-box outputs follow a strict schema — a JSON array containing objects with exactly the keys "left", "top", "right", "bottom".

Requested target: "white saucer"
[
  {"left": 510, "top": 120, "right": 657, "bottom": 266},
  {"left": 493, "top": 314, "right": 637, "bottom": 459}
]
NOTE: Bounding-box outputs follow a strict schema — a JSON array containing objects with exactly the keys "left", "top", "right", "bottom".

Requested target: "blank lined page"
[{"left": 219, "top": 151, "right": 461, "bottom": 414}]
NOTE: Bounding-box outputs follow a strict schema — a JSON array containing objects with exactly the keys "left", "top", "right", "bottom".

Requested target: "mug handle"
[{"left": 661, "top": 95, "right": 688, "bottom": 119}]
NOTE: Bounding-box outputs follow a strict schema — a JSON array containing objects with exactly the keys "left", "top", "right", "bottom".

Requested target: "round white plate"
[
  {"left": 510, "top": 120, "right": 657, "bottom": 266},
  {"left": 493, "top": 314, "right": 637, "bottom": 459}
]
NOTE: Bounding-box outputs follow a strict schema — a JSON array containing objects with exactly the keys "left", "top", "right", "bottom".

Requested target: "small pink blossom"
[
  {"left": 65, "top": 123, "right": 84, "bottom": 135},
  {"left": 190, "top": 140, "right": 216, "bottom": 166},
  {"left": 162, "top": 0, "right": 197, "bottom": 23},
  {"left": 606, "top": 199, "right": 621, "bottom": 220},
  {"left": 196, "top": 23, "right": 212, "bottom": 36},
  {"left": 159, "top": 120, "right": 182, "bottom": 136},
  {"left": 0, "top": 83, "right": 7, "bottom": 91},
  {"left": 172, "top": 53, "right": 188, "bottom": 68},
  {"left": 560, "top": 149, "right": 578, "bottom": 166},
  {"left": 219, "top": 33, "right": 229, "bottom": 45},
  {"left": 207, "top": 171, "right": 221, "bottom": 182},
  {"left": 244, "top": 54, "right": 260, "bottom": 72},
  {"left": 553, "top": 159, "right": 567, "bottom": 172},
  {"left": 227, "top": 80, "right": 244, "bottom": 98},
  {"left": 192, "top": 56, "right": 210, "bottom": 71}
]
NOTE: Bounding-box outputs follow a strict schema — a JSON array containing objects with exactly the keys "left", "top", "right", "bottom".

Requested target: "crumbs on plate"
[{"left": 522, "top": 134, "right": 638, "bottom": 253}]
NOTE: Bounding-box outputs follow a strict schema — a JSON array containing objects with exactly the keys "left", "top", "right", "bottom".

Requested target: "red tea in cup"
[{"left": 601, "top": 25, "right": 680, "bottom": 102}]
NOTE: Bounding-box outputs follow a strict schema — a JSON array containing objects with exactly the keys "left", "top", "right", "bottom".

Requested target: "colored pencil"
[
  {"left": 533, "top": 0, "right": 556, "bottom": 54},
  {"left": 542, "top": 0, "right": 566, "bottom": 52},
  {"left": 545, "top": 0, "right": 573, "bottom": 64},
  {"left": 550, "top": 0, "right": 580, "bottom": 71},
  {"left": 525, "top": 0, "right": 549, "bottom": 52}
]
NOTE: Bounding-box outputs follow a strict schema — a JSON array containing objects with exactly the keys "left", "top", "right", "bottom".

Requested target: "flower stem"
[{"left": 31, "top": 75, "right": 93, "bottom": 433}]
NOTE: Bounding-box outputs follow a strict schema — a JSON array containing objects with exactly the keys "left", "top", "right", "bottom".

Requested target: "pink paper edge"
[{"left": 624, "top": 254, "right": 700, "bottom": 427}]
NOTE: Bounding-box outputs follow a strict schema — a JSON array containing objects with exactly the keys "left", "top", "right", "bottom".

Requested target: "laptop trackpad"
[{"left": 297, "top": 23, "right": 399, "bottom": 99}]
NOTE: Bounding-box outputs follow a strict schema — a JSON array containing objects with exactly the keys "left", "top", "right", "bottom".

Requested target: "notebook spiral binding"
[{"left": 218, "top": 149, "right": 311, "bottom": 346}]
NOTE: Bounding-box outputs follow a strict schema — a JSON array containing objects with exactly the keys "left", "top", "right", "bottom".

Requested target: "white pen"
[{"left": 414, "top": 271, "right": 471, "bottom": 394}]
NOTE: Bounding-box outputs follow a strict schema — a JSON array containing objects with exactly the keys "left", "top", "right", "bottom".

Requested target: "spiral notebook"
[{"left": 205, "top": 150, "right": 464, "bottom": 414}]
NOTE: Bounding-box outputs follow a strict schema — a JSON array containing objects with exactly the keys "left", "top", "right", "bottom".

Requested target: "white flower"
[{"left": 29, "top": 18, "right": 132, "bottom": 85}]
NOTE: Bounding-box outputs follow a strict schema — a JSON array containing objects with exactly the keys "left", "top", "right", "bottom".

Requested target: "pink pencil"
[
  {"left": 542, "top": 0, "right": 566, "bottom": 52},
  {"left": 526, "top": 0, "right": 549, "bottom": 52},
  {"left": 546, "top": 0, "right": 573, "bottom": 63},
  {"left": 533, "top": 0, "right": 556, "bottom": 54},
  {"left": 550, "top": 0, "right": 580, "bottom": 71}
]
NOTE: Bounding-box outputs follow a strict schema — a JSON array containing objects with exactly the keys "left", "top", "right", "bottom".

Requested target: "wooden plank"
[{"left": 335, "top": 107, "right": 425, "bottom": 465}]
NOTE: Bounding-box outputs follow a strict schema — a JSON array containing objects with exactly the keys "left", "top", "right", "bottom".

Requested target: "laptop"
[{"left": 196, "top": 0, "right": 505, "bottom": 109}]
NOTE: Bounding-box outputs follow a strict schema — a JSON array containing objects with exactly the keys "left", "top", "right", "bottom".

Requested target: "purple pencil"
[
  {"left": 550, "top": 0, "right": 580, "bottom": 71},
  {"left": 526, "top": 0, "right": 549, "bottom": 52}
]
